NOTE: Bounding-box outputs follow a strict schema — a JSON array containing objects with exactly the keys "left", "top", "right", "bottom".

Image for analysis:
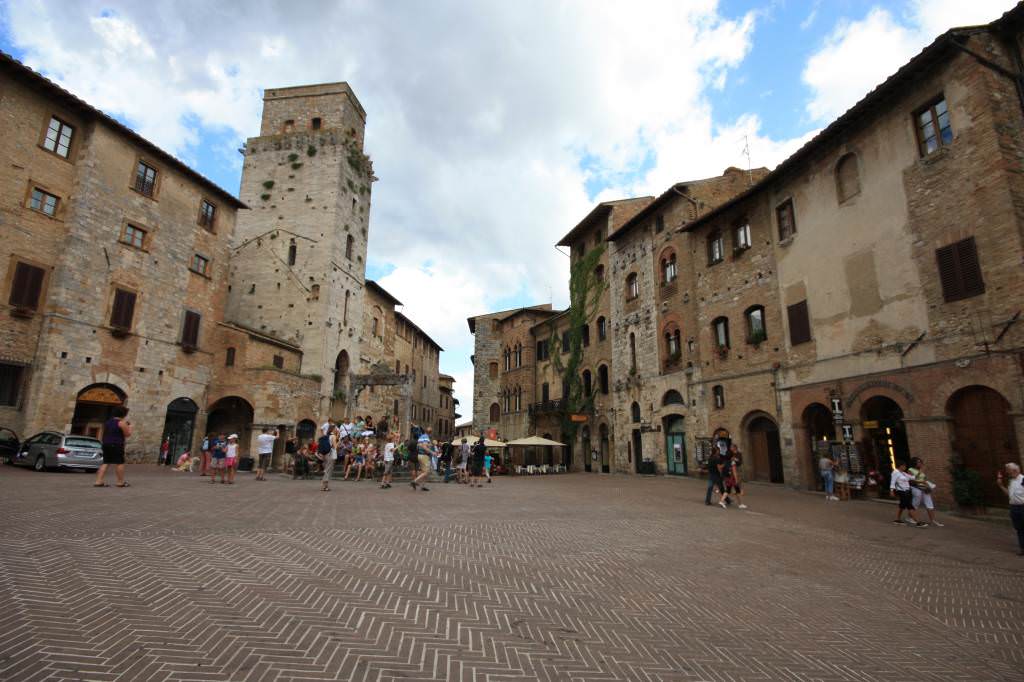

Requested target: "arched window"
[
  {"left": 707, "top": 231, "right": 724, "bottom": 265},
  {"left": 626, "top": 273, "right": 639, "bottom": 300},
  {"left": 745, "top": 305, "right": 766, "bottom": 344},
  {"left": 515, "top": 386, "right": 522, "bottom": 411},
  {"left": 629, "top": 332, "right": 637, "bottom": 371},
  {"left": 712, "top": 385, "right": 725, "bottom": 409},
  {"left": 489, "top": 403, "right": 499, "bottom": 422},
  {"left": 598, "top": 364, "right": 609, "bottom": 394},
  {"left": 503, "top": 347, "right": 511, "bottom": 371},
  {"left": 662, "top": 390, "right": 684, "bottom": 406},
  {"left": 517, "top": 343, "right": 523, "bottom": 366},
  {"left": 664, "top": 324, "right": 681, "bottom": 359},
  {"left": 631, "top": 402, "right": 641, "bottom": 423},
  {"left": 582, "top": 370, "right": 592, "bottom": 396},
  {"left": 661, "top": 252, "right": 677, "bottom": 284},
  {"left": 597, "top": 316, "right": 607, "bottom": 341},
  {"left": 225, "top": 347, "right": 236, "bottom": 367},
  {"left": 836, "top": 152, "right": 860, "bottom": 203},
  {"left": 712, "top": 316, "right": 730, "bottom": 349},
  {"left": 287, "top": 238, "right": 297, "bottom": 266},
  {"left": 345, "top": 234, "right": 354, "bottom": 260}
]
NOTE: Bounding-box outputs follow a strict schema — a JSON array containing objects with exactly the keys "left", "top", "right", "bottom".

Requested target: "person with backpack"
[
  {"left": 470, "top": 437, "right": 486, "bottom": 488},
  {"left": 410, "top": 428, "right": 432, "bottom": 491},
  {"left": 318, "top": 428, "right": 336, "bottom": 492}
]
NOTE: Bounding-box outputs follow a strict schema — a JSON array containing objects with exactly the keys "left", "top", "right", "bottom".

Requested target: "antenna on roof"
[{"left": 742, "top": 135, "right": 753, "bottom": 186}]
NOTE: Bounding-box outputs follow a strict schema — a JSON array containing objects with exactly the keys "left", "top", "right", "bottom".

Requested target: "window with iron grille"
[
  {"left": 787, "top": 300, "right": 812, "bottom": 346},
  {"left": 109, "top": 288, "right": 137, "bottom": 330},
  {"left": 120, "top": 224, "right": 146, "bottom": 249},
  {"left": 189, "top": 254, "right": 210, "bottom": 277},
  {"left": 42, "top": 116, "right": 74, "bottom": 158},
  {"left": 0, "top": 363, "right": 24, "bottom": 407},
  {"left": 29, "top": 188, "right": 59, "bottom": 217},
  {"left": 8, "top": 261, "right": 45, "bottom": 311},
  {"left": 198, "top": 200, "right": 216, "bottom": 230},
  {"left": 935, "top": 237, "right": 984, "bottom": 302},
  {"left": 134, "top": 161, "right": 158, "bottom": 197},
  {"left": 915, "top": 97, "right": 953, "bottom": 157},
  {"left": 181, "top": 310, "right": 201, "bottom": 348},
  {"left": 776, "top": 199, "right": 796, "bottom": 241}
]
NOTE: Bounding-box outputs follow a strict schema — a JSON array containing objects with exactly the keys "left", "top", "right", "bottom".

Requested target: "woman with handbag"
[{"left": 908, "top": 457, "right": 944, "bottom": 527}]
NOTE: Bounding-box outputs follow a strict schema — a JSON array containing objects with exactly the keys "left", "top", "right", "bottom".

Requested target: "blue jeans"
[
  {"left": 821, "top": 470, "right": 834, "bottom": 495},
  {"left": 1010, "top": 505, "right": 1024, "bottom": 553},
  {"left": 705, "top": 476, "right": 720, "bottom": 504}
]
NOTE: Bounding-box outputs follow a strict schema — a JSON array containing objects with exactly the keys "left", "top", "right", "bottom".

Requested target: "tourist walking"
[
  {"left": 470, "top": 437, "right": 486, "bottom": 487},
  {"left": 254, "top": 427, "right": 278, "bottom": 481},
  {"left": 996, "top": 462, "right": 1024, "bottom": 555},
  {"left": 890, "top": 461, "right": 927, "bottom": 527},
  {"left": 210, "top": 433, "right": 227, "bottom": 484},
  {"left": 908, "top": 457, "right": 943, "bottom": 526},
  {"left": 725, "top": 444, "right": 747, "bottom": 509},
  {"left": 704, "top": 447, "right": 723, "bottom": 506},
  {"left": 321, "top": 426, "right": 339, "bottom": 492},
  {"left": 159, "top": 438, "right": 170, "bottom": 466},
  {"left": 225, "top": 434, "right": 239, "bottom": 484},
  {"left": 380, "top": 433, "right": 395, "bottom": 489},
  {"left": 483, "top": 450, "right": 493, "bottom": 484},
  {"left": 94, "top": 406, "right": 132, "bottom": 488},
  {"left": 410, "top": 429, "right": 432, "bottom": 491},
  {"left": 820, "top": 451, "right": 838, "bottom": 501},
  {"left": 200, "top": 433, "right": 213, "bottom": 476},
  {"left": 458, "top": 438, "right": 470, "bottom": 484}
]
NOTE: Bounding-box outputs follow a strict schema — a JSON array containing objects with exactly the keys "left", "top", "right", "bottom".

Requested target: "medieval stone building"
[
  {"left": 0, "top": 58, "right": 448, "bottom": 465},
  {"left": 466, "top": 7, "right": 1024, "bottom": 506}
]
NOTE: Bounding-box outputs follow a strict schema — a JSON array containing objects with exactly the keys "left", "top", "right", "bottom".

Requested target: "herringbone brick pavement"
[{"left": 0, "top": 466, "right": 1021, "bottom": 681}]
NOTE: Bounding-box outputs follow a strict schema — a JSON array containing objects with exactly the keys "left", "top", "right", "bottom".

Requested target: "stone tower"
[{"left": 228, "top": 82, "right": 373, "bottom": 419}]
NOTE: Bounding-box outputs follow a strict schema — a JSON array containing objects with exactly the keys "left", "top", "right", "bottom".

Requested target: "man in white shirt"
[
  {"left": 380, "top": 433, "right": 396, "bottom": 489},
  {"left": 996, "top": 462, "right": 1024, "bottom": 555},
  {"left": 254, "top": 427, "right": 278, "bottom": 481},
  {"left": 890, "top": 461, "right": 927, "bottom": 527},
  {"left": 320, "top": 418, "right": 335, "bottom": 436}
]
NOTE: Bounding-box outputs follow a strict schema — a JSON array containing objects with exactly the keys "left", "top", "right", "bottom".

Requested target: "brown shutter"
[
  {"left": 181, "top": 311, "right": 200, "bottom": 347},
  {"left": 110, "top": 289, "right": 136, "bottom": 329},
  {"left": 787, "top": 300, "right": 812, "bottom": 346},
  {"left": 9, "top": 262, "right": 44, "bottom": 309},
  {"left": 956, "top": 237, "right": 984, "bottom": 298},
  {"left": 936, "top": 237, "right": 984, "bottom": 302}
]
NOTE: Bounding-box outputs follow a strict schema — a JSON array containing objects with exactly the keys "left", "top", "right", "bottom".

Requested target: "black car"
[{"left": 0, "top": 427, "right": 20, "bottom": 465}]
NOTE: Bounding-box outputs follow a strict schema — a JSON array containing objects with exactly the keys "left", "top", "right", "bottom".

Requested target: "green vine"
[
  {"left": 260, "top": 193, "right": 271, "bottom": 201},
  {"left": 307, "top": 145, "right": 317, "bottom": 157},
  {"left": 262, "top": 180, "right": 275, "bottom": 189},
  {"left": 291, "top": 162, "right": 303, "bottom": 170},
  {"left": 548, "top": 245, "right": 607, "bottom": 445},
  {"left": 287, "top": 153, "right": 299, "bottom": 162}
]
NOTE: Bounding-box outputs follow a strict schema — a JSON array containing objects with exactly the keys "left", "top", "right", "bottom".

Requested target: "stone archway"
[
  {"left": 206, "top": 396, "right": 254, "bottom": 457},
  {"left": 860, "top": 395, "right": 908, "bottom": 482},
  {"left": 71, "top": 383, "right": 126, "bottom": 438},
  {"left": 802, "top": 403, "right": 835, "bottom": 489},
  {"left": 161, "top": 397, "right": 198, "bottom": 465},
  {"left": 948, "top": 385, "right": 1020, "bottom": 506},
  {"left": 744, "top": 413, "right": 783, "bottom": 484}
]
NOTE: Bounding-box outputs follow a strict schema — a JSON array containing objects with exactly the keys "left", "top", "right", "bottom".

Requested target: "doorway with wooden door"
[
  {"left": 664, "top": 415, "right": 687, "bottom": 475},
  {"left": 948, "top": 385, "right": 1020, "bottom": 506},
  {"left": 746, "top": 415, "right": 784, "bottom": 483}
]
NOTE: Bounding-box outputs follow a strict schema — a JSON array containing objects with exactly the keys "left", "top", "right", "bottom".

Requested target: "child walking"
[{"left": 225, "top": 434, "right": 239, "bottom": 484}]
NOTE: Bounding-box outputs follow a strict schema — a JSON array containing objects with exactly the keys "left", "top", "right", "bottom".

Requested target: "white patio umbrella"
[{"left": 505, "top": 436, "right": 565, "bottom": 447}]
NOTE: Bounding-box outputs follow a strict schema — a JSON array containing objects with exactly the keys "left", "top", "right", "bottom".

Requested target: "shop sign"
[
  {"left": 841, "top": 423, "right": 854, "bottom": 443},
  {"left": 862, "top": 420, "right": 879, "bottom": 429},
  {"left": 569, "top": 414, "right": 588, "bottom": 423}
]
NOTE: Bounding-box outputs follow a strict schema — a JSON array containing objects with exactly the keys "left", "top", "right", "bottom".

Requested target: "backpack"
[{"left": 317, "top": 434, "right": 332, "bottom": 455}]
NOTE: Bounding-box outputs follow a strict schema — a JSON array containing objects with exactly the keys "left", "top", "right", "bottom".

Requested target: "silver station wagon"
[{"left": 10, "top": 431, "right": 104, "bottom": 472}]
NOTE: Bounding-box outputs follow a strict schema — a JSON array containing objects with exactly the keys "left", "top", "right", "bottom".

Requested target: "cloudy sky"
[{"left": 0, "top": 0, "right": 1013, "bottom": 417}]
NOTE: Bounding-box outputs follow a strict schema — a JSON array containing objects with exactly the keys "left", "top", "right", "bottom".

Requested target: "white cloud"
[
  {"left": 803, "top": 1, "right": 1014, "bottom": 123},
  {"left": 2, "top": 0, "right": 813, "bottom": 415}
]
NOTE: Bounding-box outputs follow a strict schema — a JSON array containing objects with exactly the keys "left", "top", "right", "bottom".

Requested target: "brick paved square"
[{"left": 1, "top": 466, "right": 1021, "bottom": 681}]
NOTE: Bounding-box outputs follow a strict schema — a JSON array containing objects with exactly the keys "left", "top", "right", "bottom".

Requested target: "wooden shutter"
[
  {"left": 110, "top": 289, "right": 136, "bottom": 329},
  {"left": 9, "top": 262, "right": 45, "bottom": 309},
  {"left": 936, "top": 237, "right": 984, "bottom": 302},
  {"left": 181, "top": 311, "right": 201, "bottom": 347},
  {"left": 787, "top": 300, "right": 812, "bottom": 346}
]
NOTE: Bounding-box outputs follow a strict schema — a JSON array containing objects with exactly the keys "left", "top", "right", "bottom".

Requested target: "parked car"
[
  {"left": 0, "top": 427, "right": 20, "bottom": 464},
  {"left": 10, "top": 431, "right": 103, "bottom": 472}
]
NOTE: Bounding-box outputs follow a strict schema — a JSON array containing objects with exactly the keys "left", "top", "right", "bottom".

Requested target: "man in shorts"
[
  {"left": 210, "top": 433, "right": 227, "bottom": 484},
  {"left": 411, "top": 429, "right": 432, "bottom": 491},
  {"left": 380, "top": 433, "right": 396, "bottom": 489},
  {"left": 470, "top": 437, "right": 486, "bottom": 488},
  {"left": 458, "top": 438, "right": 471, "bottom": 484},
  {"left": 254, "top": 427, "right": 278, "bottom": 481}
]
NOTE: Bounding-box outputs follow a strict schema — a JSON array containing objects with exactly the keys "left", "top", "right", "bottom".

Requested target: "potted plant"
[{"left": 950, "top": 453, "right": 986, "bottom": 514}]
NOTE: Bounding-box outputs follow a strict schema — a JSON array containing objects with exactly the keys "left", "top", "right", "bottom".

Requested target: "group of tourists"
[{"left": 701, "top": 439, "right": 748, "bottom": 510}]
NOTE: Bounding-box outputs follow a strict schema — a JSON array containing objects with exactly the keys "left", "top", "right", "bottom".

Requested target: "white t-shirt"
[
  {"left": 226, "top": 443, "right": 238, "bottom": 459},
  {"left": 1008, "top": 474, "right": 1024, "bottom": 505},
  {"left": 256, "top": 433, "right": 277, "bottom": 454},
  {"left": 890, "top": 469, "right": 912, "bottom": 492},
  {"left": 384, "top": 443, "right": 395, "bottom": 463},
  {"left": 321, "top": 421, "right": 333, "bottom": 435}
]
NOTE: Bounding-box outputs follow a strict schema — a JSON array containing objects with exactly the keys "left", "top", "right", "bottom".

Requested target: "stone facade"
[{"left": 0, "top": 58, "right": 447, "bottom": 464}]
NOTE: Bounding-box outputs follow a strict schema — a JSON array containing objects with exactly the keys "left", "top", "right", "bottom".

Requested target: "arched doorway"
[
  {"left": 296, "top": 419, "right": 317, "bottom": 444},
  {"left": 948, "top": 386, "right": 1020, "bottom": 506},
  {"left": 581, "top": 426, "right": 591, "bottom": 473},
  {"left": 803, "top": 403, "right": 835, "bottom": 489},
  {"left": 161, "top": 398, "right": 198, "bottom": 465},
  {"left": 664, "top": 415, "right": 686, "bottom": 475},
  {"left": 206, "top": 396, "right": 254, "bottom": 457},
  {"left": 599, "top": 423, "right": 610, "bottom": 473},
  {"left": 746, "top": 416, "right": 783, "bottom": 483},
  {"left": 860, "top": 396, "right": 908, "bottom": 483},
  {"left": 71, "top": 384, "right": 126, "bottom": 438}
]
